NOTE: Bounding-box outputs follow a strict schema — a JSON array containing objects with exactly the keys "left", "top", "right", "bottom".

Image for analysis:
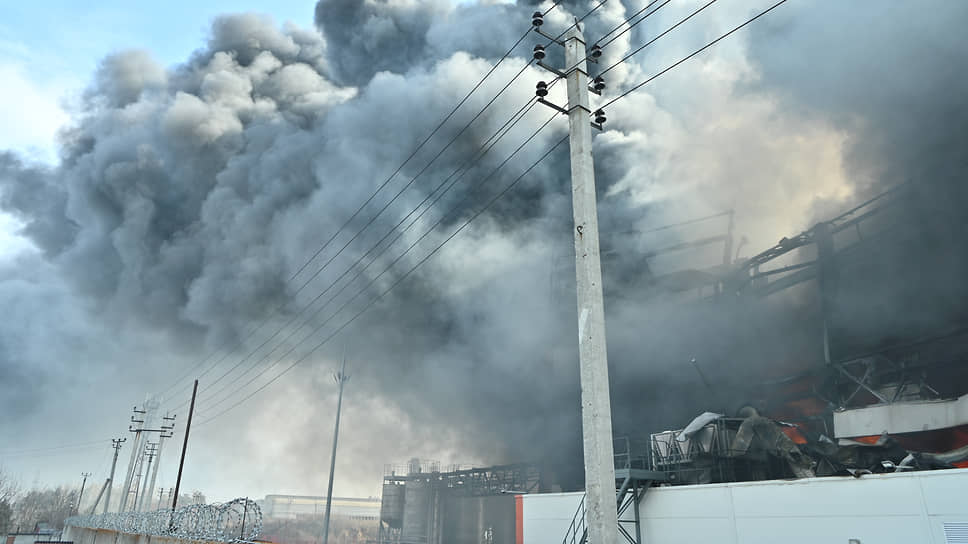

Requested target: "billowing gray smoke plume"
[{"left": 1, "top": 0, "right": 966, "bottom": 496}]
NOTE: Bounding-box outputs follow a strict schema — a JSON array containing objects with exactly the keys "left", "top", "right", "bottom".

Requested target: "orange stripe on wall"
[{"left": 515, "top": 493, "right": 524, "bottom": 544}]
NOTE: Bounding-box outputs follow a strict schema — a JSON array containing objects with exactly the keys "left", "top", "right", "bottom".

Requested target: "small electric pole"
[
  {"left": 123, "top": 400, "right": 169, "bottom": 513},
  {"left": 171, "top": 380, "right": 198, "bottom": 517},
  {"left": 158, "top": 488, "right": 166, "bottom": 511},
  {"left": 143, "top": 414, "right": 174, "bottom": 512},
  {"left": 534, "top": 14, "right": 617, "bottom": 544},
  {"left": 136, "top": 442, "right": 159, "bottom": 511},
  {"left": 321, "top": 355, "right": 349, "bottom": 544},
  {"left": 104, "top": 437, "right": 125, "bottom": 513},
  {"left": 74, "top": 473, "right": 92, "bottom": 515},
  {"left": 130, "top": 449, "right": 146, "bottom": 513}
]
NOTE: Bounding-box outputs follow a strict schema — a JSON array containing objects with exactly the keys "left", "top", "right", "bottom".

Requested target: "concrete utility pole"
[
  {"left": 74, "top": 472, "right": 92, "bottom": 516},
  {"left": 144, "top": 414, "right": 174, "bottom": 512},
  {"left": 536, "top": 16, "right": 618, "bottom": 544},
  {"left": 88, "top": 478, "right": 110, "bottom": 514},
  {"left": 564, "top": 24, "right": 618, "bottom": 544},
  {"left": 122, "top": 399, "right": 172, "bottom": 512},
  {"left": 321, "top": 354, "right": 350, "bottom": 544},
  {"left": 104, "top": 438, "right": 126, "bottom": 513},
  {"left": 130, "top": 449, "right": 146, "bottom": 513},
  {"left": 136, "top": 442, "right": 159, "bottom": 511},
  {"left": 142, "top": 438, "right": 161, "bottom": 511}
]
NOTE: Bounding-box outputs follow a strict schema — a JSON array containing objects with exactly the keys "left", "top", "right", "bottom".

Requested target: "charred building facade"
[
  {"left": 378, "top": 181, "right": 968, "bottom": 543},
  {"left": 635, "top": 182, "right": 968, "bottom": 487}
]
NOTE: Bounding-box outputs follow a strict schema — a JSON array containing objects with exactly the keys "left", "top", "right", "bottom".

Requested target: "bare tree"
[
  {"left": 0, "top": 466, "right": 19, "bottom": 534},
  {"left": 11, "top": 486, "right": 77, "bottom": 531}
]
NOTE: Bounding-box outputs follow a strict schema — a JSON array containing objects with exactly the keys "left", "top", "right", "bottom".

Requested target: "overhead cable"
[
  {"left": 184, "top": 89, "right": 557, "bottom": 414},
  {"left": 600, "top": 0, "right": 790, "bottom": 109},
  {"left": 195, "top": 122, "right": 567, "bottom": 426},
  {"left": 163, "top": 1, "right": 609, "bottom": 412},
  {"left": 597, "top": 0, "right": 673, "bottom": 50},
  {"left": 160, "top": 0, "right": 605, "bottom": 408},
  {"left": 154, "top": 0, "right": 568, "bottom": 400},
  {"left": 597, "top": 0, "right": 722, "bottom": 79}
]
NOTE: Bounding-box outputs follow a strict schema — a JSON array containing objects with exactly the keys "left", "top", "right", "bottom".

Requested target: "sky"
[
  {"left": 0, "top": 1, "right": 320, "bottom": 261},
  {"left": 0, "top": 0, "right": 965, "bottom": 510},
  {"left": 0, "top": 1, "right": 317, "bottom": 162}
]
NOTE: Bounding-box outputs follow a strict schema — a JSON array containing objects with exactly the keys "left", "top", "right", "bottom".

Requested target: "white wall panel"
[{"left": 519, "top": 469, "right": 968, "bottom": 544}]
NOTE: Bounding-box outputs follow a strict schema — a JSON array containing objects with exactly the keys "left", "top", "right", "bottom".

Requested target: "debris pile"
[{"left": 650, "top": 411, "right": 968, "bottom": 485}]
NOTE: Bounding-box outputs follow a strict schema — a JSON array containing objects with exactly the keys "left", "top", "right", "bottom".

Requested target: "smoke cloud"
[{"left": 1, "top": 0, "right": 966, "bottom": 499}]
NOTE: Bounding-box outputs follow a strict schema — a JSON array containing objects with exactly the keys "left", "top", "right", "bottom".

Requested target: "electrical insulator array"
[{"left": 531, "top": 14, "right": 607, "bottom": 129}]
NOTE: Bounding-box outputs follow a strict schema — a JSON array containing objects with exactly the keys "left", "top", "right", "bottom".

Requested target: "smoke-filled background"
[{"left": 1, "top": 0, "right": 966, "bottom": 500}]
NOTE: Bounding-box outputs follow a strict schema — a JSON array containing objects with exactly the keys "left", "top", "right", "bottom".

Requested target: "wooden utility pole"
[{"left": 171, "top": 380, "right": 198, "bottom": 515}]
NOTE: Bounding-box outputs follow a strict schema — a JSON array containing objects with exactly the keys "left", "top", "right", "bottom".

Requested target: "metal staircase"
[
  {"left": 561, "top": 494, "right": 587, "bottom": 544},
  {"left": 561, "top": 438, "right": 667, "bottom": 544}
]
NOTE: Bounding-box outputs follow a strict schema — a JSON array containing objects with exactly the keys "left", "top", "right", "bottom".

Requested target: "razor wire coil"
[{"left": 66, "top": 497, "right": 262, "bottom": 543}]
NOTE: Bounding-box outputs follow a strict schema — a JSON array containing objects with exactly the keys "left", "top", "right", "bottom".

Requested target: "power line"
[
  {"left": 171, "top": 81, "right": 562, "bottom": 414},
  {"left": 619, "top": 210, "right": 732, "bottom": 236},
  {"left": 601, "top": 0, "right": 791, "bottom": 109},
  {"left": 163, "top": 2, "right": 610, "bottom": 412},
  {"left": 195, "top": 108, "right": 560, "bottom": 418},
  {"left": 154, "top": 1, "right": 567, "bottom": 400},
  {"left": 0, "top": 439, "right": 110, "bottom": 456},
  {"left": 597, "top": 0, "right": 722, "bottom": 79},
  {"left": 194, "top": 122, "right": 567, "bottom": 427},
  {"left": 596, "top": 0, "right": 673, "bottom": 49},
  {"left": 106, "top": 0, "right": 790, "bottom": 457},
  {"left": 69, "top": 1, "right": 787, "bottom": 445},
  {"left": 168, "top": 62, "right": 543, "bottom": 413},
  {"left": 159, "top": 1, "right": 607, "bottom": 410},
  {"left": 0, "top": 444, "right": 108, "bottom": 460},
  {"left": 552, "top": 0, "right": 698, "bottom": 99},
  {"left": 183, "top": 89, "right": 555, "bottom": 414},
  {"left": 198, "top": 0, "right": 798, "bottom": 422}
]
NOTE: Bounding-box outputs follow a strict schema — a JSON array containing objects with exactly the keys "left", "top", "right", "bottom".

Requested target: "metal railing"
[
  {"left": 561, "top": 494, "right": 587, "bottom": 544},
  {"left": 66, "top": 497, "right": 262, "bottom": 543}
]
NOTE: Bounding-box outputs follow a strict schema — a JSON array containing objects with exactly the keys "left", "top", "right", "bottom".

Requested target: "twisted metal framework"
[{"left": 66, "top": 498, "right": 262, "bottom": 543}]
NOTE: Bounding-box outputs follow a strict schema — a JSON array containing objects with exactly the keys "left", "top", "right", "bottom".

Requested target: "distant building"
[{"left": 260, "top": 495, "right": 380, "bottom": 521}]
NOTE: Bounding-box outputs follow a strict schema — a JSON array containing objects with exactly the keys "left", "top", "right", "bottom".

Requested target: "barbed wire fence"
[{"left": 66, "top": 498, "right": 262, "bottom": 543}]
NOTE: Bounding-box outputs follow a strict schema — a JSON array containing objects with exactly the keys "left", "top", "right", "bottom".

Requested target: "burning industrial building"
[
  {"left": 375, "top": 180, "right": 968, "bottom": 543},
  {"left": 1, "top": 0, "right": 967, "bottom": 542}
]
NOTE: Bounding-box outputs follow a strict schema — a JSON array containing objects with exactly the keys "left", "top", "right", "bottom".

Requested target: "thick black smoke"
[
  {"left": 746, "top": 2, "right": 968, "bottom": 356},
  {"left": 1, "top": 0, "right": 966, "bottom": 497}
]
